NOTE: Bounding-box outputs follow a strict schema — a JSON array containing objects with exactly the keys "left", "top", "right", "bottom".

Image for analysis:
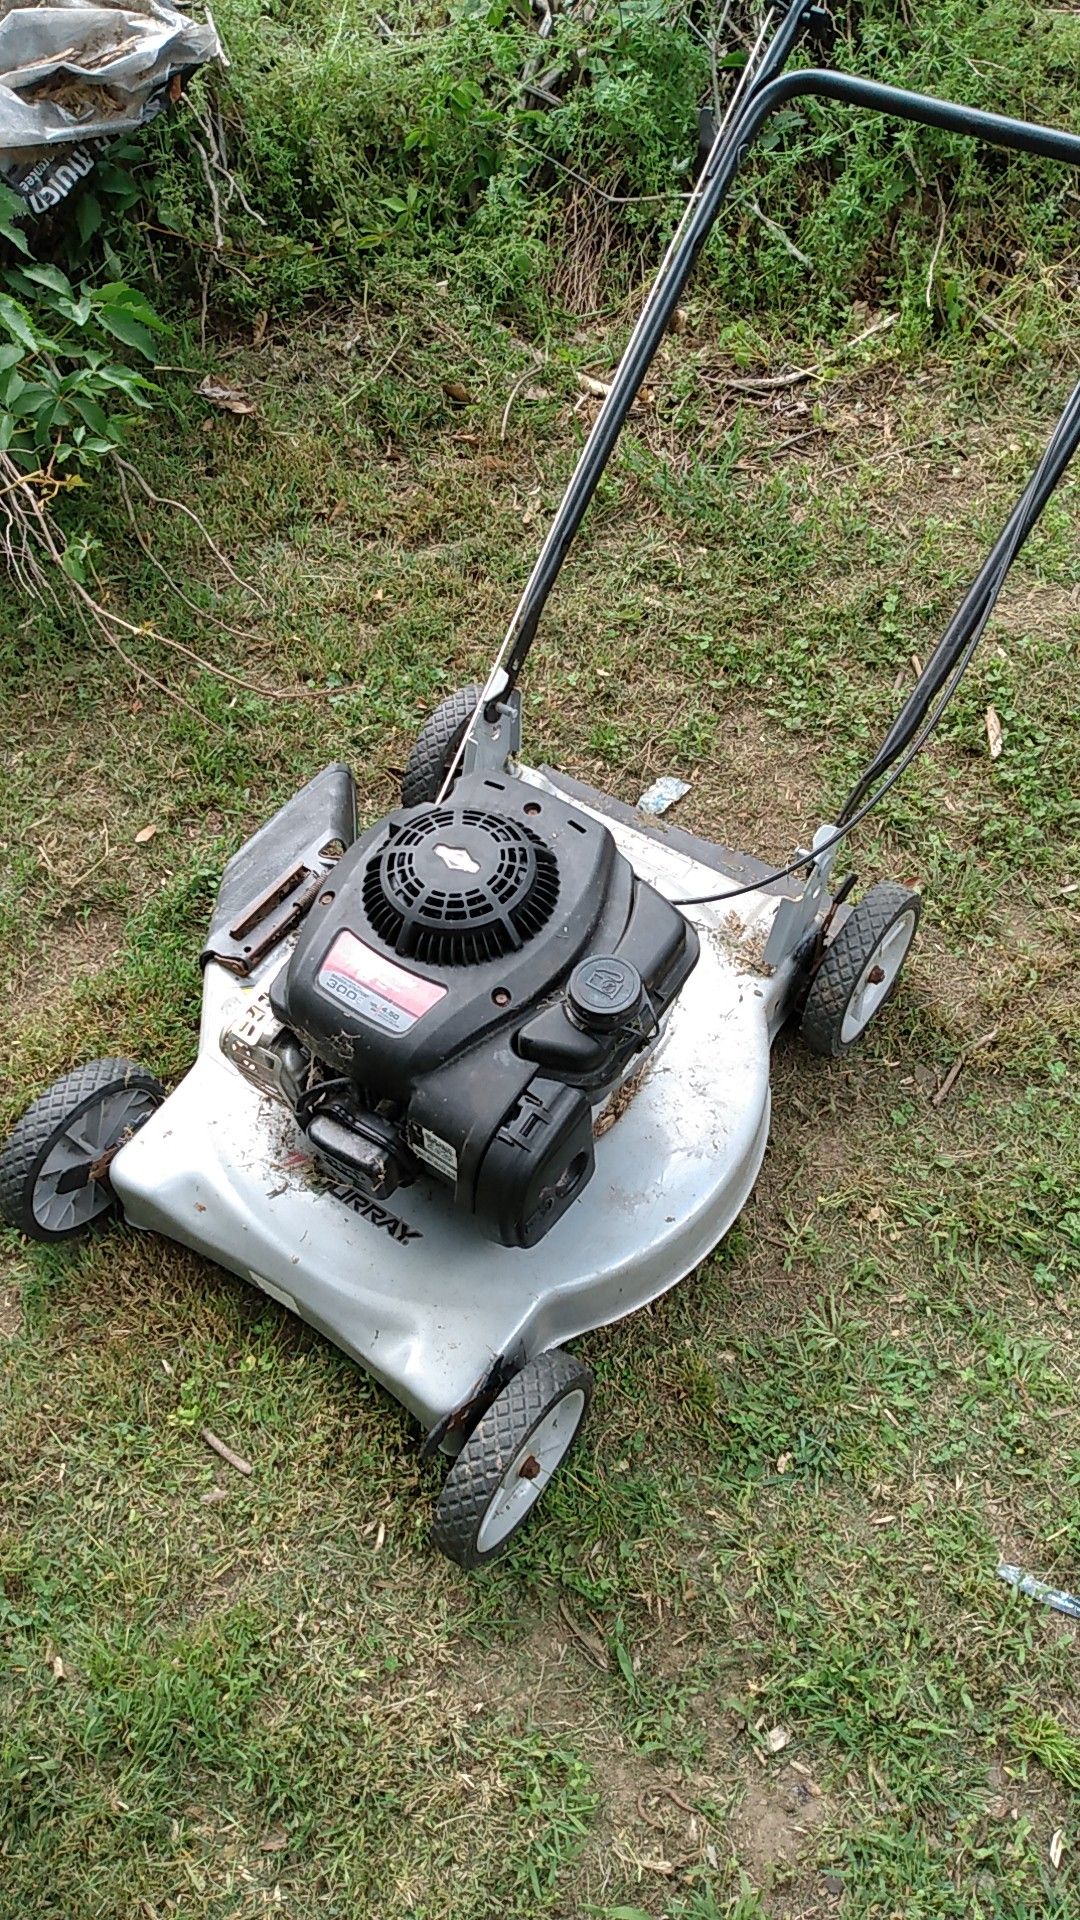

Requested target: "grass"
[{"left": 2, "top": 2, "right": 1080, "bottom": 1915}]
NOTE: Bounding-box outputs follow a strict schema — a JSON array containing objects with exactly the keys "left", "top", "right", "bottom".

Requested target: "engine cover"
[{"left": 271, "top": 774, "right": 698, "bottom": 1246}]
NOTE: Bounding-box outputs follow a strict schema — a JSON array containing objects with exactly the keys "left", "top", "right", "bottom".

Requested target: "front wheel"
[
  {"left": 0, "top": 1058, "right": 164, "bottom": 1242},
  {"left": 431, "top": 1349, "right": 593, "bottom": 1569},
  {"left": 800, "top": 883, "right": 921, "bottom": 1058},
  {"left": 401, "top": 684, "right": 482, "bottom": 807}
]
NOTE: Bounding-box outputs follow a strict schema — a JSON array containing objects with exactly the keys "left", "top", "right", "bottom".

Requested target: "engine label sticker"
[
  {"left": 318, "top": 930, "right": 446, "bottom": 1034},
  {"left": 409, "top": 1125, "right": 458, "bottom": 1183}
]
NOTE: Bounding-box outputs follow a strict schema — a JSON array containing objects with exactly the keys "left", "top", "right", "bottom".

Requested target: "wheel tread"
[
  {"left": 401, "top": 685, "right": 483, "bottom": 808},
  {"left": 0, "top": 1058, "right": 163, "bottom": 1240},
  {"left": 800, "top": 883, "right": 920, "bottom": 1058},
  {"left": 431, "top": 1349, "right": 592, "bottom": 1569}
]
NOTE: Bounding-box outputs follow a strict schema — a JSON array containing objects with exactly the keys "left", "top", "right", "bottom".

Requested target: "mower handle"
[{"left": 492, "top": 66, "right": 1080, "bottom": 706}]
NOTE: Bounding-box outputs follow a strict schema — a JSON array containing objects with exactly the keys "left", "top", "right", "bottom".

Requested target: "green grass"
[{"left": 3, "top": 2, "right": 1080, "bottom": 1915}]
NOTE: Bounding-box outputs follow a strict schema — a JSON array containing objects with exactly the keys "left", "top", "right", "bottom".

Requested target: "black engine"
[{"left": 266, "top": 774, "right": 698, "bottom": 1246}]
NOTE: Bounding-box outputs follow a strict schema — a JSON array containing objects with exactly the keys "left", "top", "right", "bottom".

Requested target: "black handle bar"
[{"left": 495, "top": 66, "right": 1080, "bottom": 715}]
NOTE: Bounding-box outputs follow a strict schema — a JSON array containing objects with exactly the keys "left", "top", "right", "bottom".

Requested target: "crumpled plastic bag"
[
  {"left": 0, "top": 0, "right": 220, "bottom": 212},
  {"left": 637, "top": 774, "right": 691, "bottom": 817}
]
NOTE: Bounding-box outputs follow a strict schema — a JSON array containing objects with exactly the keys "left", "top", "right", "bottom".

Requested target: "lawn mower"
[{"left": 5, "top": 2, "right": 1080, "bottom": 1567}]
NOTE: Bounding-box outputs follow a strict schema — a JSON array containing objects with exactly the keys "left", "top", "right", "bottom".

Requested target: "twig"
[
  {"left": 85, "top": 613, "right": 213, "bottom": 727},
  {"left": 635, "top": 1785, "right": 703, "bottom": 1869},
  {"left": 707, "top": 1, "right": 734, "bottom": 126},
  {"left": 137, "top": 221, "right": 259, "bottom": 275},
  {"left": 0, "top": 451, "right": 215, "bottom": 728},
  {"left": 114, "top": 457, "right": 269, "bottom": 607},
  {"left": 191, "top": 130, "right": 225, "bottom": 250},
  {"left": 721, "top": 312, "right": 898, "bottom": 393},
  {"left": 200, "top": 1428, "right": 253, "bottom": 1476},
  {"left": 210, "top": 97, "right": 266, "bottom": 226},
  {"left": 968, "top": 302, "right": 1023, "bottom": 350},
  {"left": 932, "top": 1026, "right": 1000, "bottom": 1106},
  {"left": 114, "top": 463, "right": 331, "bottom": 699},
  {"left": 749, "top": 195, "right": 811, "bottom": 268},
  {"left": 925, "top": 183, "right": 948, "bottom": 311},
  {"left": 638, "top": 1784, "right": 700, "bottom": 1825},
  {"left": 556, "top": 1600, "right": 609, "bottom": 1668},
  {"left": 500, "top": 351, "right": 546, "bottom": 440},
  {"left": 503, "top": 127, "right": 691, "bottom": 206}
]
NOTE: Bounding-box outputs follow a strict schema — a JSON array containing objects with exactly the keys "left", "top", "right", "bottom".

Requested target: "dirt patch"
[
  {"left": 0, "top": 1282, "right": 22, "bottom": 1339},
  {"left": 445, "top": 1620, "right": 721, "bottom": 1884},
  {"left": 733, "top": 1766, "right": 829, "bottom": 1880},
  {"left": 2, "top": 908, "right": 122, "bottom": 1024}
]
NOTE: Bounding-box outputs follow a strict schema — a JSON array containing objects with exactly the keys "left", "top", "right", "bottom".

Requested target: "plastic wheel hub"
[{"left": 431, "top": 1349, "right": 594, "bottom": 1568}]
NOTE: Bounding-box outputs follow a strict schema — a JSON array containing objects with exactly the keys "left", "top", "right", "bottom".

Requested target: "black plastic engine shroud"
[{"left": 271, "top": 773, "right": 698, "bottom": 1247}]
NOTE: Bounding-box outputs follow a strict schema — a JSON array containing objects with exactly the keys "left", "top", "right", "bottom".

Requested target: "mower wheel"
[
  {"left": 431, "top": 1349, "right": 593, "bottom": 1569},
  {"left": 800, "top": 882, "right": 921, "bottom": 1058},
  {"left": 401, "top": 684, "right": 482, "bottom": 807},
  {"left": 0, "top": 1058, "right": 164, "bottom": 1243}
]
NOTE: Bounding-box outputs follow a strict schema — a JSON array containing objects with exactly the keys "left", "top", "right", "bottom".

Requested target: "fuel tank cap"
[{"left": 566, "top": 955, "right": 644, "bottom": 1032}]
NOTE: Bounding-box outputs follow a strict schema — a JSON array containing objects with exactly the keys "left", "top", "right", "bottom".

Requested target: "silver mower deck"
[{"left": 109, "top": 768, "right": 806, "bottom": 1439}]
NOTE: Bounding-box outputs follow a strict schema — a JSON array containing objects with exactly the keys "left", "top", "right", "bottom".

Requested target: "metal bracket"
[
  {"left": 221, "top": 990, "right": 293, "bottom": 1102},
  {"left": 461, "top": 688, "right": 522, "bottom": 779},
  {"left": 762, "top": 824, "right": 841, "bottom": 970}
]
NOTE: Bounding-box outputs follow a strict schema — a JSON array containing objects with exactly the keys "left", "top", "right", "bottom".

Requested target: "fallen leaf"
[
  {"left": 134, "top": 824, "right": 157, "bottom": 844},
  {"left": 986, "top": 705, "right": 1003, "bottom": 759},
  {"left": 200, "top": 1487, "right": 227, "bottom": 1506},
  {"left": 197, "top": 376, "right": 257, "bottom": 416},
  {"left": 557, "top": 1599, "right": 610, "bottom": 1670},
  {"left": 1051, "top": 1830, "right": 1065, "bottom": 1871},
  {"left": 765, "top": 1725, "right": 792, "bottom": 1754},
  {"left": 442, "top": 380, "right": 473, "bottom": 405},
  {"left": 260, "top": 1828, "right": 288, "bottom": 1853}
]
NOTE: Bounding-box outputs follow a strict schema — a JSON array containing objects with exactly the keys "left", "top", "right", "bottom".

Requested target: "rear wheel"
[
  {"left": 800, "top": 883, "right": 921, "bottom": 1058},
  {"left": 0, "top": 1058, "right": 164, "bottom": 1242},
  {"left": 401, "top": 684, "right": 482, "bottom": 807},
  {"left": 431, "top": 1349, "right": 593, "bottom": 1569}
]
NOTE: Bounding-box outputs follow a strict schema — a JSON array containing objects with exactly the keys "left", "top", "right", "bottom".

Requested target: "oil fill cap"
[{"left": 566, "top": 955, "right": 644, "bottom": 1033}]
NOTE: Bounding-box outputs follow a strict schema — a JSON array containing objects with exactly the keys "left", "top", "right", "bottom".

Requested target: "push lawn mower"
[{"left": 6, "top": 3, "right": 1080, "bottom": 1566}]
